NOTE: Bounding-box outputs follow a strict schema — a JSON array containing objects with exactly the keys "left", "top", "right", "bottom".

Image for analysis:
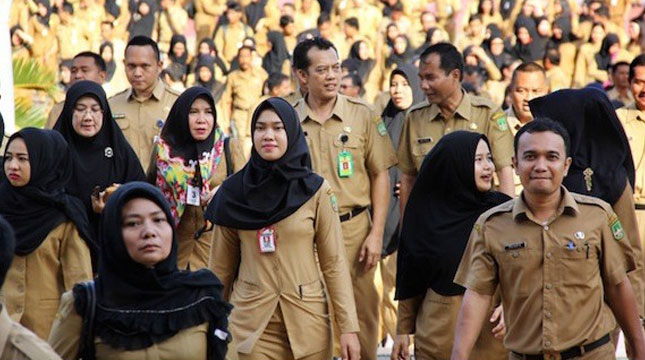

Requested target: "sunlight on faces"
[
  {"left": 72, "top": 56, "right": 106, "bottom": 84},
  {"left": 253, "top": 109, "right": 288, "bottom": 161},
  {"left": 513, "top": 131, "right": 572, "bottom": 196},
  {"left": 3, "top": 138, "right": 30, "bottom": 187},
  {"left": 390, "top": 74, "right": 413, "bottom": 110},
  {"left": 121, "top": 198, "right": 173, "bottom": 268},
  {"left": 631, "top": 66, "right": 645, "bottom": 110},
  {"left": 511, "top": 71, "right": 547, "bottom": 121},
  {"left": 188, "top": 97, "right": 215, "bottom": 141},
  {"left": 474, "top": 139, "right": 495, "bottom": 192},
  {"left": 297, "top": 47, "right": 340, "bottom": 101},
  {"left": 124, "top": 45, "right": 162, "bottom": 94},
  {"left": 73, "top": 96, "right": 104, "bottom": 138},
  {"left": 418, "top": 53, "right": 461, "bottom": 104}
]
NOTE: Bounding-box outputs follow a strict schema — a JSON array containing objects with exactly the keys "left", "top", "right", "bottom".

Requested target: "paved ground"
[{"left": 375, "top": 334, "right": 629, "bottom": 359}]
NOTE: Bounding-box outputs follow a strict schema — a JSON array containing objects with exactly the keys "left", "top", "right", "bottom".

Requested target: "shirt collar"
[
  {"left": 512, "top": 186, "right": 579, "bottom": 222},
  {"left": 0, "top": 305, "right": 11, "bottom": 353},
  {"left": 506, "top": 106, "right": 523, "bottom": 135},
  {"left": 299, "top": 94, "right": 346, "bottom": 124},
  {"left": 429, "top": 89, "right": 471, "bottom": 122},
  {"left": 127, "top": 79, "right": 164, "bottom": 102}
]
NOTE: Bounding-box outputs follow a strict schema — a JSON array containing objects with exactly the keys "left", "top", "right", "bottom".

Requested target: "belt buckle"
[
  {"left": 347, "top": 209, "right": 354, "bottom": 220},
  {"left": 542, "top": 351, "right": 561, "bottom": 360}
]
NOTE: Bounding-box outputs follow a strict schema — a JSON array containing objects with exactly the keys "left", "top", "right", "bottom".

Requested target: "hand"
[
  {"left": 393, "top": 181, "right": 401, "bottom": 198},
  {"left": 200, "top": 186, "right": 220, "bottom": 207},
  {"left": 340, "top": 332, "right": 361, "bottom": 360},
  {"left": 391, "top": 334, "right": 410, "bottom": 360},
  {"left": 359, "top": 231, "right": 382, "bottom": 271},
  {"left": 490, "top": 305, "right": 505, "bottom": 340},
  {"left": 91, "top": 187, "right": 106, "bottom": 214}
]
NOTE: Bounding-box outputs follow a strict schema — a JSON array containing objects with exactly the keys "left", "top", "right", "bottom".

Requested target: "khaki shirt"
[
  {"left": 454, "top": 187, "right": 636, "bottom": 353},
  {"left": 546, "top": 66, "right": 569, "bottom": 93},
  {"left": 607, "top": 87, "right": 634, "bottom": 106},
  {"left": 0, "top": 222, "right": 92, "bottom": 341},
  {"left": 45, "top": 102, "right": 63, "bottom": 129},
  {"left": 397, "top": 91, "right": 514, "bottom": 175},
  {"left": 505, "top": 106, "right": 524, "bottom": 195},
  {"left": 0, "top": 305, "right": 61, "bottom": 360},
  {"left": 55, "top": 20, "right": 90, "bottom": 60},
  {"left": 155, "top": 6, "right": 188, "bottom": 53},
  {"left": 293, "top": 94, "right": 398, "bottom": 214},
  {"left": 108, "top": 80, "right": 180, "bottom": 172},
  {"left": 616, "top": 103, "right": 645, "bottom": 205},
  {"left": 222, "top": 67, "right": 268, "bottom": 112},
  {"left": 210, "top": 182, "right": 359, "bottom": 358},
  {"left": 48, "top": 292, "right": 208, "bottom": 360},
  {"left": 213, "top": 22, "right": 254, "bottom": 63}
]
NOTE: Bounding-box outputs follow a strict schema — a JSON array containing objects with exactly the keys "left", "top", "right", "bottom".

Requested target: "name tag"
[
  {"left": 338, "top": 150, "right": 354, "bottom": 177},
  {"left": 257, "top": 226, "right": 276, "bottom": 253},
  {"left": 186, "top": 185, "right": 201, "bottom": 206},
  {"left": 113, "top": 113, "right": 126, "bottom": 120},
  {"left": 504, "top": 242, "right": 526, "bottom": 251},
  {"left": 417, "top": 137, "right": 433, "bottom": 144}
]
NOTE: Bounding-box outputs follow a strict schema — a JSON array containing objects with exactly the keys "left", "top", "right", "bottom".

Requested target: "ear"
[
  {"left": 563, "top": 156, "right": 572, "bottom": 177},
  {"left": 295, "top": 68, "right": 308, "bottom": 87},
  {"left": 512, "top": 155, "right": 520, "bottom": 176},
  {"left": 451, "top": 69, "right": 461, "bottom": 82},
  {"left": 99, "top": 71, "right": 107, "bottom": 83}
]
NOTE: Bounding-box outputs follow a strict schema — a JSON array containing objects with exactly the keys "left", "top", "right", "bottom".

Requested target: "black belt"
[
  {"left": 339, "top": 207, "right": 367, "bottom": 222},
  {"left": 636, "top": 204, "right": 645, "bottom": 210},
  {"left": 512, "top": 334, "right": 610, "bottom": 360}
]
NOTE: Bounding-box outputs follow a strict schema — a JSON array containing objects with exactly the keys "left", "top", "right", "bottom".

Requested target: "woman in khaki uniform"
[
  {"left": 48, "top": 182, "right": 232, "bottom": 360},
  {"left": 391, "top": 131, "right": 510, "bottom": 360},
  {"left": 573, "top": 22, "right": 605, "bottom": 87},
  {"left": 0, "top": 128, "right": 94, "bottom": 340},
  {"left": 148, "top": 87, "right": 246, "bottom": 271},
  {"left": 206, "top": 97, "right": 361, "bottom": 360}
]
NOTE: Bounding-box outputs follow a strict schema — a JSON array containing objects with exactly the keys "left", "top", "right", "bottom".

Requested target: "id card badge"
[
  {"left": 257, "top": 226, "right": 276, "bottom": 253},
  {"left": 338, "top": 150, "right": 354, "bottom": 178},
  {"left": 186, "top": 185, "right": 201, "bottom": 206}
]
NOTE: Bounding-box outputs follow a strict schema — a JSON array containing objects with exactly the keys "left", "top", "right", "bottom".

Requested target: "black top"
[
  {"left": 170, "top": 34, "right": 188, "bottom": 65},
  {"left": 73, "top": 182, "right": 231, "bottom": 357},
  {"left": 262, "top": 31, "right": 290, "bottom": 75},
  {"left": 205, "top": 97, "right": 324, "bottom": 230},
  {"left": 529, "top": 88, "right": 635, "bottom": 205},
  {"left": 395, "top": 131, "right": 511, "bottom": 299},
  {"left": 0, "top": 128, "right": 96, "bottom": 256},
  {"left": 348, "top": 41, "right": 375, "bottom": 84},
  {"left": 54, "top": 81, "right": 145, "bottom": 235},
  {"left": 595, "top": 33, "right": 620, "bottom": 71}
]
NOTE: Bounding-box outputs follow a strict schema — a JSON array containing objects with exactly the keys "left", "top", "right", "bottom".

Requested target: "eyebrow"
[
  {"left": 4, "top": 151, "right": 28, "bottom": 156},
  {"left": 122, "top": 210, "right": 165, "bottom": 219}
]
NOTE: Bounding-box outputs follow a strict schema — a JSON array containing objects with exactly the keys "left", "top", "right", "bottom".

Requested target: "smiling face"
[
  {"left": 631, "top": 65, "right": 645, "bottom": 111},
  {"left": 3, "top": 137, "right": 30, "bottom": 187},
  {"left": 72, "top": 95, "right": 104, "bottom": 138},
  {"left": 121, "top": 198, "right": 173, "bottom": 268},
  {"left": 474, "top": 139, "right": 495, "bottom": 192},
  {"left": 513, "top": 131, "right": 571, "bottom": 196},
  {"left": 253, "top": 109, "right": 288, "bottom": 161},
  {"left": 188, "top": 97, "right": 215, "bottom": 141}
]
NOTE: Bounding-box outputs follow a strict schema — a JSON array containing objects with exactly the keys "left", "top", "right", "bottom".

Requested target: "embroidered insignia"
[
  {"left": 104, "top": 147, "right": 113, "bottom": 158},
  {"left": 377, "top": 121, "right": 387, "bottom": 136},
  {"left": 611, "top": 219, "right": 625, "bottom": 240},
  {"left": 574, "top": 231, "right": 585, "bottom": 240}
]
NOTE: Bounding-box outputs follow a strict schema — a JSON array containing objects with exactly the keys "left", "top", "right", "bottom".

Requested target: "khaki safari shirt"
[
  {"left": 108, "top": 80, "right": 180, "bottom": 172},
  {"left": 454, "top": 187, "right": 636, "bottom": 354},
  {"left": 0, "top": 305, "right": 61, "bottom": 360},
  {"left": 616, "top": 103, "right": 645, "bottom": 205},
  {"left": 293, "top": 94, "right": 398, "bottom": 214},
  {"left": 397, "top": 91, "right": 514, "bottom": 175}
]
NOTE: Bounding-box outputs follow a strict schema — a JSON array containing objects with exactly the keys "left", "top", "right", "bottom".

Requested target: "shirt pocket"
[
  {"left": 559, "top": 241, "right": 600, "bottom": 288},
  {"left": 496, "top": 247, "right": 541, "bottom": 297},
  {"left": 114, "top": 117, "right": 130, "bottom": 131},
  {"left": 411, "top": 137, "right": 434, "bottom": 158},
  {"left": 297, "top": 279, "right": 327, "bottom": 316},
  {"left": 332, "top": 133, "right": 366, "bottom": 172}
]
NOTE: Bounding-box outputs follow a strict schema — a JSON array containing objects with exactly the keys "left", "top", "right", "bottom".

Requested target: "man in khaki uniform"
[
  {"left": 292, "top": 37, "right": 397, "bottom": 360},
  {"left": 108, "top": 36, "right": 180, "bottom": 172},
  {"left": 543, "top": 49, "right": 569, "bottom": 93},
  {"left": 398, "top": 43, "right": 515, "bottom": 217},
  {"left": 155, "top": 0, "right": 188, "bottom": 54},
  {"left": 608, "top": 61, "right": 634, "bottom": 106},
  {"left": 55, "top": 3, "right": 91, "bottom": 61},
  {"left": 221, "top": 45, "right": 268, "bottom": 155},
  {"left": 616, "top": 54, "right": 645, "bottom": 259},
  {"left": 0, "top": 220, "right": 61, "bottom": 360},
  {"left": 45, "top": 52, "right": 107, "bottom": 129},
  {"left": 213, "top": 1, "right": 253, "bottom": 64},
  {"left": 451, "top": 119, "right": 645, "bottom": 359}
]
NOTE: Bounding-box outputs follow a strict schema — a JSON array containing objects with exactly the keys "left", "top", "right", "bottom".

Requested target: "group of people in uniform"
[{"left": 4, "top": 8, "right": 645, "bottom": 359}]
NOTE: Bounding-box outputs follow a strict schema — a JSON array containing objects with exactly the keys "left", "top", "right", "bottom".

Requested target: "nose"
[
  {"left": 5, "top": 158, "right": 18, "bottom": 170},
  {"left": 533, "top": 156, "right": 548, "bottom": 171},
  {"left": 141, "top": 219, "right": 157, "bottom": 239}
]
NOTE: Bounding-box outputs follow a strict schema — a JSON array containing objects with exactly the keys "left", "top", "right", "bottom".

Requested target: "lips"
[
  {"left": 7, "top": 173, "right": 20, "bottom": 181},
  {"left": 140, "top": 244, "right": 159, "bottom": 252}
]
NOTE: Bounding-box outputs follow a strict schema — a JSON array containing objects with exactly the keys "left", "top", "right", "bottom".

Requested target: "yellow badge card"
[{"left": 338, "top": 150, "right": 354, "bottom": 177}]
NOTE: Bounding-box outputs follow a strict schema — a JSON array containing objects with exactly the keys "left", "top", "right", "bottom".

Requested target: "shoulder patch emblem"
[
  {"left": 492, "top": 111, "right": 508, "bottom": 131},
  {"left": 611, "top": 219, "right": 625, "bottom": 240},
  {"left": 377, "top": 121, "right": 387, "bottom": 136},
  {"left": 330, "top": 194, "right": 339, "bottom": 213}
]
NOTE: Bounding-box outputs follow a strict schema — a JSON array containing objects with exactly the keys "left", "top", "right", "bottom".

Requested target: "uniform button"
[
  {"left": 445, "top": 128, "right": 452, "bottom": 133},
  {"left": 545, "top": 340, "right": 552, "bottom": 347},
  {"left": 546, "top": 252, "right": 552, "bottom": 259},
  {"left": 545, "top": 311, "right": 552, "bottom": 319},
  {"left": 545, "top": 283, "right": 553, "bottom": 290},
  {"left": 543, "top": 225, "right": 549, "bottom": 231},
  {"left": 16, "top": 285, "right": 23, "bottom": 293},
  {"left": 512, "top": 252, "right": 519, "bottom": 258}
]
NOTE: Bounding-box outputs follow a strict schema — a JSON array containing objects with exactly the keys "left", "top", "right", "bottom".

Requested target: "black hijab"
[
  {"left": 483, "top": 24, "right": 513, "bottom": 70},
  {"left": 0, "top": 128, "right": 96, "bottom": 256},
  {"left": 127, "top": 0, "right": 155, "bottom": 39},
  {"left": 262, "top": 31, "right": 290, "bottom": 75},
  {"left": 35, "top": 0, "right": 51, "bottom": 25},
  {"left": 386, "top": 35, "right": 414, "bottom": 68},
  {"left": 160, "top": 86, "right": 217, "bottom": 165},
  {"left": 395, "top": 132, "right": 511, "bottom": 299},
  {"left": 595, "top": 33, "right": 620, "bottom": 71},
  {"left": 529, "top": 88, "right": 635, "bottom": 205},
  {"left": 205, "top": 97, "right": 324, "bottom": 230},
  {"left": 54, "top": 81, "right": 145, "bottom": 232},
  {"left": 100, "top": 42, "right": 117, "bottom": 82},
  {"left": 197, "top": 39, "right": 229, "bottom": 76},
  {"left": 550, "top": 16, "right": 574, "bottom": 46},
  {"left": 169, "top": 34, "right": 188, "bottom": 65},
  {"left": 195, "top": 56, "right": 226, "bottom": 102},
  {"left": 382, "top": 64, "right": 424, "bottom": 121},
  {"left": 349, "top": 40, "right": 375, "bottom": 84},
  {"left": 73, "top": 182, "right": 231, "bottom": 355},
  {"left": 245, "top": 0, "right": 267, "bottom": 29},
  {"left": 513, "top": 16, "right": 543, "bottom": 62}
]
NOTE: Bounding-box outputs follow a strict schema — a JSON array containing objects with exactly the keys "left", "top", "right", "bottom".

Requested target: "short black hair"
[
  {"left": 469, "top": 13, "right": 483, "bottom": 23},
  {"left": 595, "top": 4, "right": 609, "bottom": 18},
  {"left": 544, "top": 48, "right": 560, "bottom": 65},
  {"left": 344, "top": 17, "right": 359, "bottom": 30},
  {"left": 293, "top": 37, "right": 338, "bottom": 71},
  {"left": 226, "top": 1, "right": 242, "bottom": 11},
  {"left": 514, "top": 117, "right": 571, "bottom": 156},
  {"left": 0, "top": 216, "right": 15, "bottom": 289},
  {"left": 317, "top": 12, "right": 330, "bottom": 26},
  {"left": 611, "top": 61, "right": 629, "bottom": 73},
  {"left": 280, "top": 15, "right": 294, "bottom": 28},
  {"left": 73, "top": 51, "right": 107, "bottom": 72},
  {"left": 237, "top": 45, "right": 254, "bottom": 57},
  {"left": 62, "top": 1, "right": 73, "bottom": 14},
  {"left": 343, "top": 73, "right": 362, "bottom": 88},
  {"left": 126, "top": 35, "right": 160, "bottom": 62},
  {"left": 511, "top": 62, "right": 545, "bottom": 88},
  {"left": 267, "top": 72, "right": 289, "bottom": 92},
  {"left": 419, "top": 42, "right": 464, "bottom": 81},
  {"left": 629, "top": 54, "right": 645, "bottom": 81}
]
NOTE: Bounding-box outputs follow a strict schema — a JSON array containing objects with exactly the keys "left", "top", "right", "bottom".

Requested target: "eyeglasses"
[{"left": 73, "top": 107, "right": 103, "bottom": 116}]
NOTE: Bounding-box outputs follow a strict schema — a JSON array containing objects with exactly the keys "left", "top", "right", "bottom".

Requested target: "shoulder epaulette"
[
  {"left": 407, "top": 100, "right": 431, "bottom": 114},
  {"left": 470, "top": 94, "right": 496, "bottom": 109},
  {"left": 569, "top": 192, "right": 613, "bottom": 213},
  {"left": 108, "top": 88, "right": 129, "bottom": 100}
]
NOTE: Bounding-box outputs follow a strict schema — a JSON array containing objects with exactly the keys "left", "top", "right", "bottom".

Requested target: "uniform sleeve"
[
  {"left": 396, "top": 111, "right": 417, "bottom": 176},
  {"left": 228, "top": 138, "right": 247, "bottom": 172},
  {"left": 209, "top": 225, "right": 241, "bottom": 301},
  {"left": 61, "top": 224, "right": 93, "bottom": 291},
  {"left": 600, "top": 211, "right": 635, "bottom": 287},
  {"left": 48, "top": 291, "right": 82, "bottom": 360},
  {"left": 396, "top": 295, "right": 423, "bottom": 334},
  {"left": 453, "top": 220, "right": 498, "bottom": 296},
  {"left": 485, "top": 106, "right": 514, "bottom": 170},
  {"left": 314, "top": 183, "right": 360, "bottom": 334},
  {"left": 365, "top": 111, "right": 398, "bottom": 175}
]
